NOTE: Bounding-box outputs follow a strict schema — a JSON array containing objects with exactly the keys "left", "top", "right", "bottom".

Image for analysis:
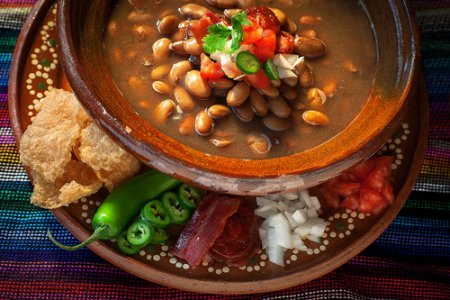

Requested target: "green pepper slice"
[
  {"left": 141, "top": 200, "right": 171, "bottom": 227},
  {"left": 262, "top": 59, "right": 279, "bottom": 80},
  {"left": 150, "top": 227, "right": 170, "bottom": 245},
  {"left": 178, "top": 184, "right": 202, "bottom": 210},
  {"left": 236, "top": 51, "right": 261, "bottom": 74},
  {"left": 161, "top": 192, "right": 190, "bottom": 224},
  {"left": 126, "top": 218, "right": 154, "bottom": 247},
  {"left": 117, "top": 231, "right": 141, "bottom": 255}
]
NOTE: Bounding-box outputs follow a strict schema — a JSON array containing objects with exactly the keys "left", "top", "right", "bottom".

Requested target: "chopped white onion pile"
[{"left": 256, "top": 189, "right": 326, "bottom": 267}]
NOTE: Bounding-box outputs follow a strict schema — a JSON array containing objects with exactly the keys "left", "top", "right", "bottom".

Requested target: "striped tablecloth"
[{"left": 1, "top": 1, "right": 449, "bottom": 299}]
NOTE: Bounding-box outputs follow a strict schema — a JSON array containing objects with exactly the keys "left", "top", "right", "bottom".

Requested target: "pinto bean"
[
  {"left": 171, "top": 27, "right": 189, "bottom": 41},
  {"left": 152, "top": 38, "right": 171, "bottom": 63},
  {"left": 299, "top": 29, "right": 317, "bottom": 39},
  {"left": 280, "top": 85, "right": 298, "bottom": 100},
  {"left": 258, "top": 86, "right": 279, "bottom": 98},
  {"left": 170, "top": 40, "right": 189, "bottom": 55},
  {"left": 152, "top": 81, "right": 172, "bottom": 94},
  {"left": 151, "top": 64, "right": 171, "bottom": 81},
  {"left": 174, "top": 86, "right": 195, "bottom": 112},
  {"left": 302, "top": 110, "right": 329, "bottom": 126},
  {"left": 195, "top": 111, "right": 214, "bottom": 136},
  {"left": 249, "top": 89, "right": 268, "bottom": 116},
  {"left": 179, "top": 115, "right": 195, "bottom": 135},
  {"left": 237, "top": 0, "right": 256, "bottom": 8},
  {"left": 224, "top": 8, "right": 242, "bottom": 19},
  {"left": 296, "top": 61, "right": 314, "bottom": 88},
  {"left": 233, "top": 102, "right": 254, "bottom": 122},
  {"left": 271, "top": 79, "right": 281, "bottom": 87},
  {"left": 343, "top": 60, "right": 359, "bottom": 73},
  {"left": 157, "top": 15, "right": 179, "bottom": 36},
  {"left": 226, "top": 82, "right": 251, "bottom": 107},
  {"left": 283, "top": 18, "right": 298, "bottom": 35},
  {"left": 281, "top": 77, "right": 297, "bottom": 88},
  {"left": 268, "top": 96, "right": 292, "bottom": 118},
  {"left": 131, "top": 25, "right": 155, "bottom": 41},
  {"left": 207, "top": 104, "right": 231, "bottom": 119},
  {"left": 179, "top": 3, "right": 211, "bottom": 20},
  {"left": 322, "top": 79, "right": 339, "bottom": 98},
  {"left": 208, "top": 78, "right": 235, "bottom": 90},
  {"left": 128, "top": 76, "right": 146, "bottom": 92},
  {"left": 299, "top": 15, "right": 322, "bottom": 25},
  {"left": 169, "top": 60, "right": 192, "bottom": 84},
  {"left": 207, "top": 0, "right": 238, "bottom": 8},
  {"left": 210, "top": 136, "right": 234, "bottom": 148},
  {"left": 183, "top": 38, "right": 203, "bottom": 56},
  {"left": 155, "top": 99, "right": 176, "bottom": 123},
  {"left": 294, "top": 37, "right": 327, "bottom": 59},
  {"left": 247, "top": 132, "right": 272, "bottom": 155},
  {"left": 269, "top": 7, "right": 286, "bottom": 25},
  {"left": 263, "top": 114, "right": 291, "bottom": 131},
  {"left": 307, "top": 88, "right": 327, "bottom": 109},
  {"left": 185, "top": 70, "right": 212, "bottom": 99}
]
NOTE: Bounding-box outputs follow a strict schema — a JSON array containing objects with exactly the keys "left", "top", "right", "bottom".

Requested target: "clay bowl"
[{"left": 57, "top": 0, "right": 418, "bottom": 196}]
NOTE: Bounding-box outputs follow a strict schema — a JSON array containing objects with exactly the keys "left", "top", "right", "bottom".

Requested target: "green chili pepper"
[
  {"left": 126, "top": 218, "right": 154, "bottom": 247},
  {"left": 236, "top": 51, "right": 261, "bottom": 74},
  {"left": 117, "top": 231, "right": 141, "bottom": 255},
  {"left": 262, "top": 59, "right": 279, "bottom": 80},
  {"left": 150, "top": 227, "right": 170, "bottom": 245},
  {"left": 178, "top": 184, "right": 201, "bottom": 210},
  {"left": 141, "top": 200, "right": 171, "bottom": 227},
  {"left": 161, "top": 192, "right": 190, "bottom": 224},
  {"left": 47, "top": 170, "right": 181, "bottom": 250}
]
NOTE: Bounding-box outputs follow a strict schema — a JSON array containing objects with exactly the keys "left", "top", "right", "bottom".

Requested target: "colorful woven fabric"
[{"left": 0, "top": 0, "right": 449, "bottom": 299}]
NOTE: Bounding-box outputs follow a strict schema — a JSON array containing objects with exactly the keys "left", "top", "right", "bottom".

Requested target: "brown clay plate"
[{"left": 9, "top": 0, "right": 429, "bottom": 294}]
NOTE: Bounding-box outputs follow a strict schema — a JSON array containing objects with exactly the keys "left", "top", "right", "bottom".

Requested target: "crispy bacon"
[
  {"left": 209, "top": 198, "right": 261, "bottom": 266},
  {"left": 171, "top": 193, "right": 241, "bottom": 268}
]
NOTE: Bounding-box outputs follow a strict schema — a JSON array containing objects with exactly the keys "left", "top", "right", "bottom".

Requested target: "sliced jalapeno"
[
  {"left": 262, "top": 59, "right": 279, "bottom": 80},
  {"left": 117, "top": 231, "right": 141, "bottom": 255},
  {"left": 126, "top": 218, "right": 154, "bottom": 247},
  {"left": 141, "top": 200, "right": 171, "bottom": 227},
  {"left": 178, "top": 184, "right": 201, "bottom": 210},
  {"left": 150, "top": 227, "right": 170, "bottom": 245},
  {"left": 236, "top": 51, "right": 261, "bottom": 74},
  {"left": 161, "top": 192, "right": 190, "bottom": 224}
]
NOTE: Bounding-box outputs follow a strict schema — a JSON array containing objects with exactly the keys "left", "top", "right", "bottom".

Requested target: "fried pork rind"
[
  {"left": 76, "top": 123, "right": 141, "bottom": 192},
  {"left": 19, "top": 89, "right": 141, "bottom": 209}
]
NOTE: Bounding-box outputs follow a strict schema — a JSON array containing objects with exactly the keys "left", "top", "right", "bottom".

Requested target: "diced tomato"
[
  {"left": 359, "top": 188, "right": 385, "bottom": 214},
  {"left": 190, "top": 12, "right": 219, "bottom": 45},
  {"left": 277, "top": 31, "right": 295, "bottom": 54},
  {"left": 200, "top": 54, "right": 225, "bottom": 79},
  {"left": 341, "top": 194, "right": 360, "bottom": 210},
  {"left": 348, "top": 159, "right": 375, "bottom": 181},
  {"left": 329, "top": 181, "right": 360, "bottom": 197},
  {"left": 242, "top": 23, "right": 264, "bottom": 45},
  {"left": 253, "top": 29, "right": 276, "bottom": 61},
  {"left": 245, "top": 69, "right": 271, "bottom": 89},
  {"left": 246, "top": 7, "right": 281, "bottom": 33}
]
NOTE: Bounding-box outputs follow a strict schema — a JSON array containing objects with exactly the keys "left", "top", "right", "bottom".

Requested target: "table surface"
[{"left": 1, "top": 0, "right": 449, "bottom": 299}]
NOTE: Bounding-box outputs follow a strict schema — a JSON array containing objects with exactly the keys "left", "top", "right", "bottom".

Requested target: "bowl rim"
[{"left": 56, "top": 0, "right": 419, "bottom": 195}]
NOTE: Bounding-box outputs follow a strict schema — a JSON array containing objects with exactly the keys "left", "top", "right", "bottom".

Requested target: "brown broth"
[{"left": 104, "top": 0, "right": 377, "bottom": 159}]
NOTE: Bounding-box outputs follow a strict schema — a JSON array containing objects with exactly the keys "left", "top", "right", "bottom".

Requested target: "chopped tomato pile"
[
  {"left": 172, "top": 193, "right": 260, "bottom": 268},
  {"left": 320, "top": 156, "right": 395, "bottom": 215}
]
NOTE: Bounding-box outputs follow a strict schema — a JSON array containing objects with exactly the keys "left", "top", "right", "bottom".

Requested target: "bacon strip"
[{"left": 171, "top": 193, "right": 241, "bottom": 268}]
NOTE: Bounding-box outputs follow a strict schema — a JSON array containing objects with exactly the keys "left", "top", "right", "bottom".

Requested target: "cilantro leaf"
[
  {"left": 202, "top": 24, "right": 232, "bottom": 54},
  {"left": 231, "top": 12, "right": 251, "bottom": 51}
]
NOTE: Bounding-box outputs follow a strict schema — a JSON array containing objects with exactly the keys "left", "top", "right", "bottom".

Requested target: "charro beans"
[
  {"left": 237, "top": 0, "right": 256, "bottom": 8},
  {"left": 281, "top": 77, "right": 297, "bottom": 88},
  {"left": 269, "top": 7, "right": 286, "bottom": 25},
  {"left": 195, "top": 111, "right": 214, "bottom": 136},
  {"left": 299, "top": 28, "right": 318, "bottom": 39},
  {"left": 169, "top": 60, "right": 192, "bottom": 84},
  {"left": 178, "top": 115, "right": 195, "bottom": 135},
  {"left": 155, "top": 99, "right": 176, "bottom": 123},
  {"left": 152, "top": 38, "right": 171, "bottom": 63},
  {"left": 173, "top": 86, "right": 195, "bottom": 112},
  {"left": 184, "top": 70, "right": 212, "bottom": 99},
  {"left": 207, "top": 0, "right": 238, "bottom": 9},
  {"left": 171, "top": 27, "right": 188, "bottom": 41},
  {"left": 296, "top": 61, "right": 314, "bottom": 88},
  {"left": 224, "top": 8, "right": 242, "bottom": 19},
  {"left": 258, "top": 86, "right": 279, "bottom": 98},
  {"left": 263, "top": 114, "right": 291, "bottom": 131},
  {"left": 246, "top": 133, "right": 272, "bottom": 155},
  {"left": 299, "top": 15, "right": 322, "bottom": 25},
  {"left": 170, "top": 40, "right": 189, "bottom": 55},
  {"left": 307, "top": 88, "right": 327, "bottom": 109},
  {"left": 280, "top": 85, "right": 297, "bottom": 100},
  {"left": 226, "top": 82, "right": 251, "bottom": 107},
  {"left": 233, "top": 102, "right": 255, "bottom": 122},
  {"left": 131, "top": 25, "right": 154, "bottom": 41},
  {"left": 183, "top": 38, "right": 203, "bottom": 56},
  {"left": 157, "top": 15, "right": 178, "bottom": 36},
  {"left": 294, "top": 37, "right": 327, "bottom": 59},
  {"left": 283, "top": 18, "right": 298, "bottom": 35},
  {"left": 322, "top": 79, "right": 338, "bottom": 98},
  {"left": 302, "top": 110, "right": 330, "bottom": 126},
  {"left": 151, "top": 64, "right": 171, "bottom": 81},
  {"left": 208, "top": 78, "right": 235, "bottom": 90},
  {"left": 209, "top": 131, "right": 235, "bottom": 148}
]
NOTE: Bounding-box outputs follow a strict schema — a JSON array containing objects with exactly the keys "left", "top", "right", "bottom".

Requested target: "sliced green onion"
[
  {"left": 236, "top": 51, "right": 261, "bottom": 74},
  {"left": 262, "top": 59, "right": 279, "bottom": 80}
]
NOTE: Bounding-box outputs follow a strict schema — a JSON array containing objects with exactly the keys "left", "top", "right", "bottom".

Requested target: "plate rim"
[{"left": 7, "top": 0, "right": 430, "bottom": 294}]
